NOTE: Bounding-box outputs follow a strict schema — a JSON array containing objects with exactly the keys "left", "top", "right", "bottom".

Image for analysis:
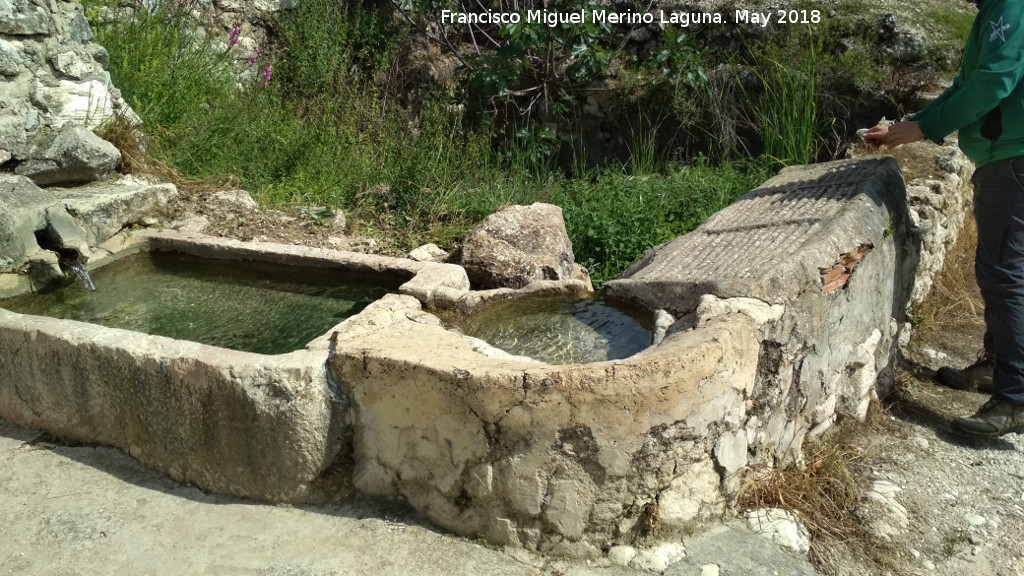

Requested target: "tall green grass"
[
  {"left": 90, "top": 0, "right": 235, "bottom": 129},
  {"left": 84, "top": 0, "right": 773, "bottom": 287},
  {"left": 741, "top": 28, "right": 828, "bottom": 167}
]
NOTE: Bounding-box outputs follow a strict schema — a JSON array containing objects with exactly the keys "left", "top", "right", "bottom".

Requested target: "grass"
[
  {"left": 742, "top": 30, "right": 826, "bottom": 167},
  {"left": 737, "top": 403, "right": 911, "bottom": 575},
  {"left": 83, "top": 0, "right": 776, "bottom": 287},
  {"left": 911, "top": 217, "right": 983, "bottom": 341},
  {"left": 926, "top": 7, "right": 977, "bottom": 49},
  {"left": 942, "top": 527, "right": 970, "bottom": 557}
]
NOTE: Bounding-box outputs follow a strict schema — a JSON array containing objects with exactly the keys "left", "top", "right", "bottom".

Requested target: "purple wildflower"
[
  {"left": 257, "top": 61, "right": 273, "bottom": 88},
  {"left": 246, "top": 47, "right": 262, "bottom": 68},
  {"left": 228, "top": 21, "right": 242, "bottom": 47}
]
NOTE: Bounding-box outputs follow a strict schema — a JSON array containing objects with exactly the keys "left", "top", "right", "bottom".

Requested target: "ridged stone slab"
[{"left": 604, "top": 157, "right": 908, "bottom": 314}]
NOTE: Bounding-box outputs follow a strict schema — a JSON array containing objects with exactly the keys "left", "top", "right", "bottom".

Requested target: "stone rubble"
[
  {"left": 744, "top": 508, "right": 812, "bottom": 555},
  {"left": 858, "top": 479, "right": 910, "bottom": 542},
  {"left": 407, "top": 242, "right": 450, "bottom": 263}
]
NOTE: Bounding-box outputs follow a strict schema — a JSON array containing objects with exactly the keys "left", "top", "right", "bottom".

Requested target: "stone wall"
[{"left": 1, "top": 0, "right": 139, "bottom": 185}]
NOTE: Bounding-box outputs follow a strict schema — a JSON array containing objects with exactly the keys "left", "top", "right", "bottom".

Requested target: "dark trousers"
[{"left": 973, "top": 156, "right": 1024, "bottom": 405}]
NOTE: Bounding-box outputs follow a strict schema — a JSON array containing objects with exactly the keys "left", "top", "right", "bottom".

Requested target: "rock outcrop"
[
  {"left": 0, "top": 174, "right": 177, "bottom": 289},
  {"left": 1, "top": 0, "right": 136, "bottom": 185}
]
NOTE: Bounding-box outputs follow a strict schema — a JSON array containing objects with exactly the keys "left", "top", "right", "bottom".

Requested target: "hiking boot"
[
  {"left": 936, "top": 352, "right": 994, "bottom": 393},
  {"left": 951, "top": 398, "right": 1024, "bottom": 437}
]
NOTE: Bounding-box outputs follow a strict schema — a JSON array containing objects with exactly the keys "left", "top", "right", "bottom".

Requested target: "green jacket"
[{"left": 914, "top": 0, "right": 1024, "bottom": 167}]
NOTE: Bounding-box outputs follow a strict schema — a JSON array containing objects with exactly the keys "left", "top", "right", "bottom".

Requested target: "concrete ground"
[{"left": 0, "top": 419, "right": 817, "bottom": 576}]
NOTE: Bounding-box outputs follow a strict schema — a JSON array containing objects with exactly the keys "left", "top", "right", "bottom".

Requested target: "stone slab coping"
[{"left": 605, "top": 156, "right": 907, "bottom": 315}]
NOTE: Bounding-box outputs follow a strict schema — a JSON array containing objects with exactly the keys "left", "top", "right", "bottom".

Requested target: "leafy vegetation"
[{"left": 83, "top": 0, "right": 960, "bottom": 286}]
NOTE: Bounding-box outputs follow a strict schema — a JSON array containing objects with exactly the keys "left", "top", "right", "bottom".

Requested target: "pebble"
[
  {"left": 911, "top": 437, "right": 930, "bottom": 450},
  {"left": 607, "top": 545, "right": 635, "bottom": 567},
  {"left": 965, "top": 513, "right": 987, "bottom": 527},
  {"left": 922, "top": 560, "right": 936, "bottom": 570},
  {"left": 701, "top": 564, "right": 720, "bottom": 576}
]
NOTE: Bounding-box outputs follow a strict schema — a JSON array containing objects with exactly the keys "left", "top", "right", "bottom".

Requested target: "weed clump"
[{"left": 737, "top": 405, "right": 911, "bottom": 575}]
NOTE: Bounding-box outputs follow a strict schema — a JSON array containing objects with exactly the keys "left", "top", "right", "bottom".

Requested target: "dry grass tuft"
[
  {"left": 98, "top": 115, "right": 240, "bottom": 199},
  {"left": 737, "top": 441, "right": 862, "bottom": 542},
  {"left": 912, "top": 217, "right": 984, "bottom": 337},
  {"left": 737, "top": 405, "right": 911, "bottom": 575},
  {"left": 97, "top": 114, "right": 150, "bottom": 176}
]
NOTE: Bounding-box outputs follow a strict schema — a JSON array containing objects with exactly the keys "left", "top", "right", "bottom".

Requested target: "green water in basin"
[
  {"left": 0, "top": 252, "right": 398, "bottom": 355},
  {"left": 457, "top": 296, "right": 653, "bottom": 364}
]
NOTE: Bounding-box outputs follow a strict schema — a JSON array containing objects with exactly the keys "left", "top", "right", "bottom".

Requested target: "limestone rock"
[
  {"left": 877, "top": 15, "right": 926, "bottom": 62},
  {"left": 58, "top": 182, "right": 179, "bottom": 244},
  {"left": 460, "top": 203, "right": 586, "bottom": 289},
  {"left": 211, "top": 190, "right": 259, "bottom": 212},
  {"left": 25, "top": 250, "right": 64, "bottom": 287},
  {"left": 608, "top": 545, "right": 636, "bottom": 566},
  {"left": 407, "top": 243, "right": 449, "bottom": 263},
  {"left": 658, "top": 456, "right": 726, "bottom": 528},
  {"left": 630, "top": 542, "right": 686, "bottom": 571},
  {"left": 857, "top": 480, "right": 909, "bottom": 542},
  {"left": 0, "top": 0, "right": 51, "bottom": 35},
  {"left": 0, "top": 0, "right": 139, "bottom": 168},
  {"left": 16, "top": 125, "right": 121, "bottom": 186},
  {"left": 51, "top": 51, "right": 91, "bottom": 80},
  {"left": 745, "top": 508, "right": 811, "bottom": 555},
  {"left": 543, "top": 464, "right": 598, "bottom": 539},
  {"left": 0, "top": 174, "right": 49, "bottom": 272},
  {"left": 0, "top": 38, "right": 23, "bottom": 75}
]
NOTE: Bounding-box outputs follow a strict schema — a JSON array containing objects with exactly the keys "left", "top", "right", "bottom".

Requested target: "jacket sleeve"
[{"left": 915, "top": 0, "right": 1024, "bottom": 142}]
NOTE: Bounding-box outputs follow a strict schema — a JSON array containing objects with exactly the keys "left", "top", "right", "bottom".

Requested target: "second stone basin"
[{"left": 451, "top": 294, "right": 654, "bottom": 364}]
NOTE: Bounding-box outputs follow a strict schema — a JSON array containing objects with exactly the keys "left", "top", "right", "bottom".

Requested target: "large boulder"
[
  {"left": 460, "top": 202, "right": 590, "bottom": 289},
  {"left": 15, "top": 125, "right": 121, "bottom": 185}
]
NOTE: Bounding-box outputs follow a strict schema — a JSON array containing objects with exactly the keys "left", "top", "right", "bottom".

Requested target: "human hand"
[{"left": 862, "top": 121, "right": 926, "bottom": 148}]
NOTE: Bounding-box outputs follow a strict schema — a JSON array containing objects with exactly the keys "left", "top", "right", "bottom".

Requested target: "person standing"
[{"left": 863, "top": 0, "right": 1024, "bottom": 436}]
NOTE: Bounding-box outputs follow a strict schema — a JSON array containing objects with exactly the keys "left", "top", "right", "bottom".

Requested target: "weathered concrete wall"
[
  {"left": 331, "top": 293, "right": 758, "bottom": 557},
  {"left": 0, "top": 309, "right": 346, "bottom": 502},
  {"left": 324, "top": 157, "right": 920, "bottom": 555},
  {"left": 607, "top": 156, "right": 917, "bottom": 420},
  {"left": 0, "top": 231, "right": 472, "bottom": 502}
]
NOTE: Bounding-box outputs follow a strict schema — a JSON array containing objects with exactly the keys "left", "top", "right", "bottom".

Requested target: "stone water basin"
[
  {"left": 452, "top": 294, "right": 653, "bottom": 364},
  {"left": 0, "top": 229, "right": 470, "bottom": 503},
  {"left": 1, "top": 250, "right": 394, "bottom": 355},
  {"left": 0, "top": 158, "right": 918, "bottom": 558}
]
